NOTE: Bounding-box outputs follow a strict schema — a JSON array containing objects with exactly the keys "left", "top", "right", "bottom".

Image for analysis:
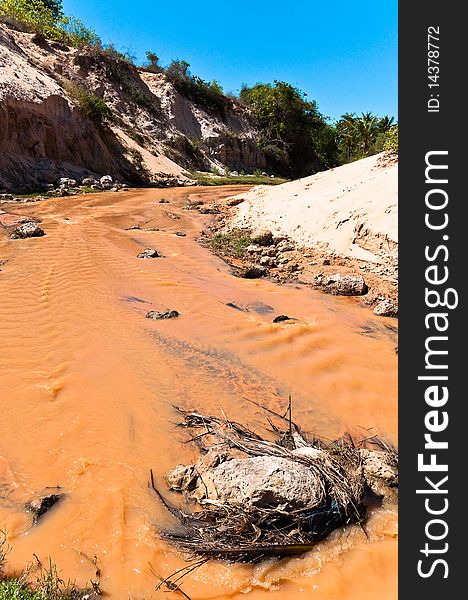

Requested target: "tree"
[
  {"left": 166, "top": 59, "right": 191, "bottom": 80},
  {"left": 1, "top": 0, "right": 58, "bottom": 36},
  {"left": 336, "top": 112, "right": 358, "bottom": 161},
  {"left": 378, "top": 115, "right": 395, "bottom": 133},
  {"left": 210, "top": 80, "right": 223, "bottom": 94},
  {"left": 34, "top": 0, "right": 62, "bottom": 19},
  {"left": 1, "top": 0, "right": 99, "bottom": 46},
  {"left": 145, "top": 51, "right": 161, "bottom": 72},
  {"left": 355, "top": 112, "right": 378, "bottom": 155},
  {"left": 240, "top": 80, "right": 334, "bottom": 175}
]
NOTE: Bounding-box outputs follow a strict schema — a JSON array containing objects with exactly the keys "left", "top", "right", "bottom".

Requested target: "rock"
[
  {"left": 273, "top": 315, "right": 294, "bottom": 323},
  {"left": 159, "top": 198, "right": 170, "bottom": 203},
  {"left": 235, "top": 264, "right": 268, "bottom": 279},
  {"left": 137, "top": 248, "right": 159, "bottom": 259},
  {"left": 100, "top": 175, "right": 114, "bottom": 187},
  {"left": 251, "top": 230, "right": 273, "bottom": 246},
  {"left": 81, "top": 177, "right": 98, "bottom": 186},
  {"left": 126, "top": 224, "right": 140, "bottom": 230},
  {"left": 259, "top": 256, "right": 276, "bottom": 267},
  {"left": 245, "top": 244, "right": 263, "bottom": 254},
  {"left": 146, "top": 309, "right": 180, "bottom": 320},
  {"left": 18, "top": 217, "right": 41, "bottom": 224},
  {"left": 261, "top": 247, "right": 277, "bottom": 257},
  {"left": 165, "top": 212, "right": 180, "bottom": 220},
  {"left": 0, "top": 194, "right": 13, "bottom": 200},
  {"left": 285, "top": 263, "right": 301, "bottom": 273},
  {"left": 166, "top": 449, "right": 228, "bottom": 492},
  {"left": 198, "top": 205, "right": 220, "bottom": 215},
  {"left": 231, "top": 170, "right": 239, "bottom": 176},
  {"left": 165, "top": 464, "right": 195, "bottom": 491},
  {"left": 323, "top": 259, "right": 331, "bottom": 265},
  {"left": 276, "top": 243, "right": 295, "bottom": 254},
  {"left": 26, "top": 493, "right": 65, "bottom": 525},
  {"left": 174, "top": 231, "right": 186, "bottom": 237},
  {"left": 359, "top": 449, "right": 398, "bottom": 498},
  {"left": 322, "top": 273, "right": 368, "bottom": 296},
  {"left": 57, "top": 177, "right": 77, "bottom": 187},
  {"left": 226, "top": 197, "right": 245, "bottom": 207},
  {"left": 374, "top": 299, "right": 397, "bottom": 317},
  {"left": 261, "top": 171, "right": 268, "bottom": 176},
  {"left": 185, "top": 456, "right": 326, "bottom": 510},
  {"left": 110, "top": 186, "right": 120, "bottom": 192},
  {"left": 9, "top": 222, "right": 45, "bottom": 239},
  {"left": 187, "top": 199, "right": 204, "bottom": 207}
]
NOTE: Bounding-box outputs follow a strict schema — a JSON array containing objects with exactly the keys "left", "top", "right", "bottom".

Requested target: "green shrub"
[
  {"left": 121, "top": 78, "right": 157, "bottom": 109},
  {"left": 0, "top": 0, "right": 58, "bottom": 38},
  {"left": 165, "top": 60, "right": 226, "bottom": 115},
  {"left": 57, "top": 15, "right": 99, "bottom": 47},
  {"left": 63, "top": 82, "right": 113, "bottom": 126},
  {"left": 144, "top": 51, "right": 164, "bottom": 73},
  {"left": 383, "top": 124, "right": 398, "bottom": 153},
  {"left": 0, "top": 0, "right": 100, "bottom": 47}
]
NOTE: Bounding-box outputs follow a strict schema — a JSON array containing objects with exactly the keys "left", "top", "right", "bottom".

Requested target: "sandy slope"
[{"left": 230, "top": 153, "right": 397, "bottom": 264}]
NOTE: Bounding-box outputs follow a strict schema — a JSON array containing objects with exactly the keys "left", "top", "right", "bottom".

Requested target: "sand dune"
[{"left": 230, "top": 153, "right": 397, "bottom": 264}]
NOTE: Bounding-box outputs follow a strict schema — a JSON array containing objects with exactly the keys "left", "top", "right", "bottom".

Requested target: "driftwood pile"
[{"left": 150, "top": 403, "right": 398, "bottom": 570}]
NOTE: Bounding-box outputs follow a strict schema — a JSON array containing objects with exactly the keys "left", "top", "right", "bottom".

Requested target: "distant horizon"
[{"left": 62, "top": 0, "right": 397, "bottom": 122}]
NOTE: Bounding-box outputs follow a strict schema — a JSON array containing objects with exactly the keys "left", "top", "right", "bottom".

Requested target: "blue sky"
[{"left": 63, "top": 0, "right": 397, "bottom": 122}]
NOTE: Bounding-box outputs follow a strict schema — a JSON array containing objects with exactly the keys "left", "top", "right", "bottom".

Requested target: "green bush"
[
  {"left": 0, "top": 0, "right": 100, "bottom": 47},
  {"left": 57, "top": 15, "right": 99, "bottom": 47},
  {"left": 0, "top": 0, "right": 59, "bottom": 38},
  {"left": 144, "top": 51, "right": 164, "bottom": 73},
  {"left": 63, "top": 82, "right": 113, "bottom": 126},
  {"left": 165, "top": 60, "right": 226, "bottom": 115},
  {"left": 383, "top": 124, "right": 398, "bottom": 153}
]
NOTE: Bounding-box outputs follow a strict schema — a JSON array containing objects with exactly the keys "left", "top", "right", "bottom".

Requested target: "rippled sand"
[{"left": 0, "top": 187, "right": 397, "bottom": 599}]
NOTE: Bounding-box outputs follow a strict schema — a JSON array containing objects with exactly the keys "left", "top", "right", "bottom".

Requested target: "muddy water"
[{"left": 0, "top": 187, "right": 397, "bottom": 599}]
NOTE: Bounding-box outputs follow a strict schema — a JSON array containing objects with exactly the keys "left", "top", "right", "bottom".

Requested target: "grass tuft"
[{"left": 211, "top": 228, "right": 253, "bottom": 259}]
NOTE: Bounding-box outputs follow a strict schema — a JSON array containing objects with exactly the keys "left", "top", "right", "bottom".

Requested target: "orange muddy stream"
[{"left": 0, "top": 186, "right": 397, "bottom": 599}]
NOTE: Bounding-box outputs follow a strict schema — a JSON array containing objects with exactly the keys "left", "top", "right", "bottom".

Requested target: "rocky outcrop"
[
  {"left": 0, "top": 23, "right": 268, "bottom": 192},
  {"left": 0, "top": 95, "right": 144, "bottom": 190}
]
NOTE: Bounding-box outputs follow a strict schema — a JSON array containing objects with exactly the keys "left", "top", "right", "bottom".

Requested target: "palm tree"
[
  {"left": 336, "top": 113, "right": 357, "bottom": 161},
  {"left": 378, "top": 115, "right": 395, "bottom": 133},
  {"left": 356, "top": 112, "right": 378, "bottom": 155}
]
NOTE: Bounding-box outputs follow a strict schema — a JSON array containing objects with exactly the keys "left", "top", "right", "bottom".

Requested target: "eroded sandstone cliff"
[{"left": 0, "top": 22, "right": 267, "bottom": 191}]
